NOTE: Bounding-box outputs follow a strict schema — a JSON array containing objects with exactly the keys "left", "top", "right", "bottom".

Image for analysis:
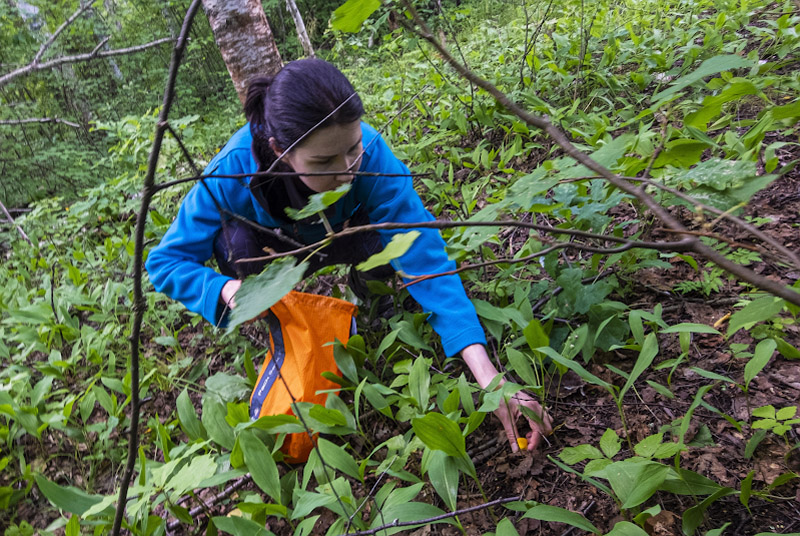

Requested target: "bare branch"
[
  {"left": 0, "top": 37, "right": 174, "bottom": 88},
  {"left": 341, "top": 496, "right": 521, "bottom": 536},
  {"left": 0, "top": 117, "right": 81, "bottom": 128},
  {"left": 396, "top": 0, "right": 800, "bottom": 307},
  {"left": 237, "top": 219, "right": 694, "bottom": 265},
  {"left": 32, "top": 1, "right": 98, "bottom": 65},
  {"left": 114, "top": 2, "right": 201, "bottom": 535},
  {"left": 0, "top": 198, "right": 32, "bottom": 246}
]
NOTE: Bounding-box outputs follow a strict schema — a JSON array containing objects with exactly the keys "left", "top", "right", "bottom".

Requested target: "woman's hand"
[
  {"left": 221, "top": 279, "right": 242, "bottom": 309},
  {"left": 460, "top": 344, "right": 553, "bottom": 452}
]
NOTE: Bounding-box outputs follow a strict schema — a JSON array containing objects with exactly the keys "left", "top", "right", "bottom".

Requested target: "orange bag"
[{"left": 250, "top": 291, "right": 357, "bottom": 463}]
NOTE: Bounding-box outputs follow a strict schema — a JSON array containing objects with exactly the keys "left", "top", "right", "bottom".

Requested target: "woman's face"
[{"left": 275, "top": 120, "right": 363, "bottom": 193}]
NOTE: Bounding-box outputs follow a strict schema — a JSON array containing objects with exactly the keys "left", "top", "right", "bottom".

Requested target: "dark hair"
[{"left": 244, "top": 58, "right": 364, "bottom": 171}]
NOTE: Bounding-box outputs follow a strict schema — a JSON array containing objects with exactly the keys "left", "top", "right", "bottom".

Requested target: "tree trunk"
[
  {"left": 285, "top": 0, "right": 314, "bottom": 58},
  {"left": 201, "top": 0, "right": 283, "bottom": 105}
]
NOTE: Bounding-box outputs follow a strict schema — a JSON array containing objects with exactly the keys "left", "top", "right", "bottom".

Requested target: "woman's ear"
[{"left": 269, "top": 137, "right": 283, "bottom": 158}]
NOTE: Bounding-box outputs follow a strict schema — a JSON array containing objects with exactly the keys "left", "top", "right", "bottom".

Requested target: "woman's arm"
[{"left": 461, "top": 343, "right": 553, "bottom": 451}]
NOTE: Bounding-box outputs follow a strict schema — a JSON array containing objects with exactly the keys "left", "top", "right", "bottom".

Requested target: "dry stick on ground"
[
  {"left": 166, "top": 477, "right": 253, "bottom": 531},
  {"left": 396, "top": 0, "right": 800, "bottom": 308},
  {"left": 113, "top": 2, "right": 202, "bottom": 535},
  {"left": 0, "top": 198, "right": 32, "bottom": 246},
  {"left": 341, "top": 496, "right": 521, "bottom": 536},
  {"left": 0, "top": 117, "right": 82, "bottom": 128}
]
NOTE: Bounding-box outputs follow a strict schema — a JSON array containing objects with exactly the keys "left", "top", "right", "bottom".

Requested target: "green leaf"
[
  {"left": 408, "top": 356, "right": 431, "bottom": 409},
  {"left": 202, "top": 397, "right": 235, "bottom": 450},
  {"left": 285, "top": 183, "right": 351, "bottom": 220},
  {"left": 661, "top": 467, "right": 724, "bottom": 496},
  {"left": 521, "top": 504, "right": 599, "bottom": 534},
  {"left": 412, "top": 412, "right": 466, "bottom": 458},
  {"left": 227, "top": 259, "right": 308, "bottom": 332},
  {"left": 704, "top": 523, "right": 731, "bottom": 536},
  {"left": 740, "top": 470, "right": 755, "bottom": 508},
  {"left": 777, "top": 406, "right": 797, "bottom": 420},
  {"left": 559, "top": 444, "right": 604, "bottom": 465},
  {"left": 744, "top": 339, "right": 776, "bottom": 388},
  {"left": 593, "top": 459, "right": 669, "bottom": 509},
  {"left": 653, "top": 55, "right": 753, "bottom": 101},
  {"left": 605, "top": 521, "right": 649, "bottom": 536},
  {"left": 309, "top": 405, "right": 348, "bottom": 427},
  {"left": 212, "top": 516, "right": 275, "bottom": 536},
  {"left": 620, "top": 333, "right": 659, "bottom": 399},
  {"left": 331, "top": 0, "right": 381, "bottom": 33},
  {"left": 427, "top": 450, "right": 459, "bottom": 512},
  {"left": 496, "top": 518, "right": 521, "bottom": 536},
  {"left": 317, "top": 438, "right": 361, "bottom": 481},
  {"left": 34, "top": 474, "right": 110, "bottom": 516},
  {"left": 506, "top": 348, "right": 539, "bottom": 387},
  {"left": 681, "top": 487, "right": 735, "bottom": 536},
  {"left": 239, "top": 429, "right": 282, "bottom": 503},
  {"left": 744, "top": 429, "right": 767, "bottom": 459},
  {"left": 167, "top": 454, "right": 218, "bottom": 502},
  {"left": 634, "top": 433, "right": 664, "bottom": 458},
  {"left": 653, "top": 139, "right": 710, "bottom": 168},
  {"left": 177, "top": 388, "right": 205, "bottom": 441},
  {"left": 660, "top": 323, "right": 721, "bottom": 335},
  {"left": 537, "top": 347, "right": 612, "bottom": 391},
  {"left": 357, "top": 231, "right": 420, "bottom": 272},
  {"left": 727, "top": 297, "right": 784, "bottom": 337},
  {"left": 523, "top": 319, "right": 549, "bottom": 351},
  {"left": 599, "top": 429, "right": 621, "bottom": 459}
]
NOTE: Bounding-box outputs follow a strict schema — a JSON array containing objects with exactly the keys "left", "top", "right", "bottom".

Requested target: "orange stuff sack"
[{"left": 250, "top": 291, "right": 357, "bottom": 463}]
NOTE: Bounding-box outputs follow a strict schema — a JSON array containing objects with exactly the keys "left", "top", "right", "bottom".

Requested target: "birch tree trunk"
[
  {"left": 201, "top": 0, "right": 283, "bottom": 105},
  {"left": 285, "top": 0, "right": 314, "bottom": 58}
]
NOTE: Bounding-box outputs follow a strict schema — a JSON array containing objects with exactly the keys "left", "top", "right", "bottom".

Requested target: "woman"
[{"left": 146, "top": 58, "right": 551, "bottom": 452}]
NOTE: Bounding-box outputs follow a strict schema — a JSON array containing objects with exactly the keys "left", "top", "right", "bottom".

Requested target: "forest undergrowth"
[{"left": 1, "top": 0, "right": 799, "bottom": 534}]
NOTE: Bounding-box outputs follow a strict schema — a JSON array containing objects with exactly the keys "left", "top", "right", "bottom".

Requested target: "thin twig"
[
  {"left": 0, "top": 117, "right": 82, "bottom": 128},
  {"left": 0, "top": 198, "right": 32, "bottom": 245},
  {"left": 238, "top": 218, "right": 695, "bottom": 264},
  {"left": 341, "top": 496, "right": 521, "bottom": 536},
  {"left": 114, "top": 2, "right": 202, "bottom": 535},
  {"left": 166, "top": 476, "right": 252, "bottom": 531},
  {"left": 33, "top": 1, "right": 98, "bottom": 65}
]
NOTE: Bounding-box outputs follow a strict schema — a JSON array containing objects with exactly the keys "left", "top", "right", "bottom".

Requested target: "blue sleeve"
[
  {"left": 145, "top": 139, "right": 254, "bottom": 325},
  {"left": 357, "top": 126, "right": 486, "bottom": 356}
]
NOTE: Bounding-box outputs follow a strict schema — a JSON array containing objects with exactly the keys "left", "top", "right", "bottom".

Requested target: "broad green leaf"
[
  {"left": 605, "top": 521, "right": 649, "bottom": 536},
  {"left": 744, "top": 339, "right": 776, "bottom": 388},
  {"left": 227, "top": 259, "right": 308, "bottom": 332},
  {"left": 523, "top": 318, "right": 549, "bottom": 351},
  {"left": 293, "top": 516, "right": 320, "bottom": 536},
  {"left": 681, "top": 487, "right": 735, "bottom": 536},
  {"left": 599, "top": 428, "right": 621, "bottom": 459},
  {"left": 357, "top": 231, "right": 420, "bottom": 272},
  {"left": 727, "top": 297, "right": 784, "bottom": 337},
  {"left": 653, "top": 55, "right": 753, "bottom": 101},
  {"left": 633, "top": 433, "right": 663, "bottom": 458},
  {"left": 740, "top": 470, "right": 755, "bottom": 508},
  {"left": 285, "top": 183, "right": 351, "bottom": 220},
  {"left": 653, "top": 139, "right": 710, "bottom": 168},
  {"left": 620, "top": 333, "right": 659, "bottom": 399},
  {"left": 317, "top": 438, "right": 361, "bottom": 481},
  {"left": 291, "top": 490, "right": 337, "bottom": 519},
  {"left": 661, "top": 467, "right": 724, "bottom": 496},
  {"left": 167, "top": 454, "right": 218, "bottom": 502},
  {"left": 496, "top": 518, "right": 521, "bottom": 536},
  {"left": 239, "top": 429, "right": 282, "bottom": 503},
  {"left": 593, "top": 459, "right": 669, "bottom": 509},
  {"left": 250, "top": 414, "right": 305, "bottom": 434},
  {"left": 777, "top": 406, "right": 797, "bottom": 420},
  {"left": 408, "top": 356, "right": 431, "bottom": 409},
  {"left": 412, "top": 412, "right": 466, "bottom": 458},
  {"left": 537, "top": 347, "right": 612, "bottom": 391},
  {"left": 744, "top": 429, "right": 767, "bottom": 459},
  {"left": 177, "top": 388, "right": 205, "bottom": 441},
  {"left": 661, "top": 323, "right": 721, "bottom": 335},
  {"left": 309, "top": 405, "right": 347, "bottom": 427},
  {"left": 703, "top": 523, "right": 731, "bottom": 536},
  {"left": 521, "top": 504, "right": 599, "bottom": 534},
  {"left": 427, "top": 450, "right": 459, "bottom": 512},
  {"left": 559, "top": 444, "right": 604, "bottom": 465},
  {"left": 212, "top": 516, "right": 275, "bottom": 536},
  {"left": 34, "top": 474, "right": 110, "bottom": 516},
  {"left": 202, "top": 397, "right": 235, "bottom": 450},
  {"left": 506, "top": 348, "right": 539, "bottom": 387},
  {"left": 331, "top": 0, "right": 381, "bottom": 33}
]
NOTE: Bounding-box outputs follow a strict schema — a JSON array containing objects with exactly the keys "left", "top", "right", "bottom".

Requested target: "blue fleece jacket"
[{"left": 145, "top": 122, "right": 486, "bottom": 356}]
